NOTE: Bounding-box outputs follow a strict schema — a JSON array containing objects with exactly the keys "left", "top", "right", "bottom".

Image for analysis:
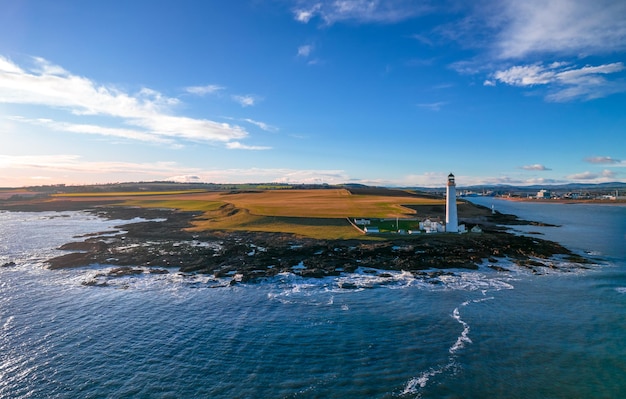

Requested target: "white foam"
[
  {"left": 403, "top": 367, "right": 444, "bottom": 395},
  {"left": 403, "top": 296, "right": 494, "bottom": 396},
  {"left": 616, "top": 287, "right": 626, "bottom": 294},
  {"left": 450, "top": 307, "right": 472, "bottom": 354}
]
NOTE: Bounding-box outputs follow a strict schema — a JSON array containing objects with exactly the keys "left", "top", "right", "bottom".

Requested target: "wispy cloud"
[
  {"left": 567, "top": 169, "right": 618, "bottom": 181},
  {"left": 232, "top": 94, "right": 259, "bottom": 107},
  {"left": 521, "top": 164, "right": 551, "bottom": 171},
  {"left": 416, "top": 101, "right": 447, "bottom": 111},
  {"left": 488, "top": 62, "right": 626, "bottom": 101},
  {"left": 434, "top": 1, "right": 626, "bottom": 101},
  {"left": 0, "top": 154, "right": 189, "bottom": 176},
  {"left": 585, "top": 156, "right": 621, "bottom": 164},
  {"left": 567, "top": 171, "right": 600, "bottom": 180},
  {"left": 225, "top": 141, "right": 272, "bottom": 150},
  {"left": 493, "top": 0, "right": 626, "bottom": 59},
  {"left": 0, "top": 56, "right": 253, "bottom": 147},
  {"left": 292, "top": 0, "right": 433, "bottom": 25},
  {"left": 297, "top": 44, "right": 314, "bottom": 57},
  {"left": 243, "top": 118, "right": 279, "bottom": 133},
  {"left": 8, "top": 116, "right": 175, "bottom": 145},
  {"left": 185, "top": 84, "right": 225, "bottom": 96},
  {"left": 294, "top": 3, "right": 322, "bottom": 23}
]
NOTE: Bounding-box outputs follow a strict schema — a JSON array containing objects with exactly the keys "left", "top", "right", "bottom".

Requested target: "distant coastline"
[{"left": 500, "top": 197, "right": 626, "bottom": 205}]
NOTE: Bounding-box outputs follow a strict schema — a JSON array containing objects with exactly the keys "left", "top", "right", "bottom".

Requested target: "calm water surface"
[{"left": 0, "top": 203, "right": 624, "bottom": 398}]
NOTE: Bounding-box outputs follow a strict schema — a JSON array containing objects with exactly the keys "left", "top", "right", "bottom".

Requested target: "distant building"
[
  {"left": 446, "top": 173, "right": 459, "bottom": 232},
  {"left": 354, "top": 219, "right": 371, "bottom": 225},
  {"left": 536, "top": 189, "right": 551, "bottom": 199},
  {"left": 364, "top": 226, "right": 379, "bottom": 234}
]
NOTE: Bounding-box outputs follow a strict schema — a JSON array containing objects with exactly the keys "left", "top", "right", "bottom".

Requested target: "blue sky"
[{"left": 1, "top": 0, "right": 625, "bottom": 187}]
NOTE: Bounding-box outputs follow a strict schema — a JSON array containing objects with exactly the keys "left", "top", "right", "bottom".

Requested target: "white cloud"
[
  {"left": 225, "top": 141, "right": 271, "bottom": 150},
  {"left": 585, "top": 156, "right": 621, "bottom": 164},
  {"left": 490, "top": 61, "right": 626, "bottom": 101},
  {"left": 521, "top": 164, "right": 551, "bottom": 171},
  {"left": 567, "top": 171, "right": 599, "bottom": 180},
  {"left": 494, "top": 64, "right": 556, "bottom": 86},
  {"left": 494, "top": 0, "right": 626, "bottom": 59},
  {"left": 416, "top": 101, "right": 447, "bottom": 111},
  {"left": 185, "top": 84, "right": 224, "bottom": 96},
  {"left": 0, "top": 154, "right": 187, "bottom": 175},
  {"left": 602, "top": 169, "right": 617, "bottom": 178},
  {"left": 297, "top": 44, "right": 314, "bottom": 57},
  {"left": 243, "top": 118, "right": 279, "bottom": 133},
  {"left": 292, "top": 0, "right": 432, "bottom": 25},
  {"left": 9, "top": 116, "right": 174, "bottom": 145},
  {"left": 294, "top": 3, "right": 322, "bottom": 22},
  {"left": 231, "top": 94, "right": 258, "bottom": 107},
  {"left": 0, "top": 56, "right": 255, "bottom": 146},
  {"left": 566, "top": 170, "right": 620, "bottom": 181}
]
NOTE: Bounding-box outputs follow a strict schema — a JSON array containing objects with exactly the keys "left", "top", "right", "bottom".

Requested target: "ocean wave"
[{"left": 402, "top": 296, "right": 494, "bottom": 397}]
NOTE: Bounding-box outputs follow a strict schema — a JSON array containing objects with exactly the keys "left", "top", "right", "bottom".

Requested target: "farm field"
[
  {"left": 118, "top": 188, "right": 450, "bottom": 239},
  {"left": 34, "top": 188, "right": 461, "bottom": 239}
]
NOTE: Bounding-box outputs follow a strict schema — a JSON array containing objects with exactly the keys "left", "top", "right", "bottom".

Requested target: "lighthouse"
[{"left": 446, "top": 173, "right": 458, "bottom": 233}]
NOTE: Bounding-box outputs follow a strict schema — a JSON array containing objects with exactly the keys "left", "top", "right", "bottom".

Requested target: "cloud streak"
[
  {"left": 292, "top": 0, "right": 432, "bottom": 25},
  {"left": 585, "top": 156, "right": 621, "bottom": 164},
  {"left": 232, "top": 94, "right": 259, "bottom": 107},
  {"left": 489, "top": 61, "right": 626, "bottom": 101},
  {"left": 416, "top": 101, "right": 447, "bottom": 111},
  {"left": 0, "top": 56, "right": 255, "bottom": 146},
  {"left": 243, "top": 118, "right": 279, "bottom": 133},
  {"left": 185, "top": 84, "right": 225, "bottom": 96},
  {"left": 521, "top": 164, "right": 551, "bottom": 171}
]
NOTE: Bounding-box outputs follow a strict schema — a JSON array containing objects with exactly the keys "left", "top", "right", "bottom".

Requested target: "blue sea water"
[{"left": 0, "top": 201, "right": 625, "bottom": 398}]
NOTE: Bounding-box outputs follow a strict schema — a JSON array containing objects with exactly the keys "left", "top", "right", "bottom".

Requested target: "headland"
[{"left": 0, "top": 184, "right": 593, "bottom": 284}]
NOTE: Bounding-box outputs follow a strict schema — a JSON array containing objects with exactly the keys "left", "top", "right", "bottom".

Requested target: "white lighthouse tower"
[{"left": 446, "top": 173, "right": 458, "bottom": 233}]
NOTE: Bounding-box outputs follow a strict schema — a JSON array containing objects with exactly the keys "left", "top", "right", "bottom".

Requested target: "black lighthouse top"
[{"left": 447, "top": 173, "right": 455, "bottom": 185}]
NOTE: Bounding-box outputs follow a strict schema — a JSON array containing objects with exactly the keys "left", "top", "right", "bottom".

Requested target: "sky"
[{"left": 0, "top": 0, "right": 625, "bottom": 188}]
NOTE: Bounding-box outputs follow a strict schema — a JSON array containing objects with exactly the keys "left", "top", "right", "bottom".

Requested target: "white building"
[
  {"left": 446, "top": 173, "right": 459, "bottom": 232},
  {"left": 419, "top": 219, "right": 444, "bottom": 234},
  {"left": 537, "top": 189, "right": 551, "bottom": 199}
]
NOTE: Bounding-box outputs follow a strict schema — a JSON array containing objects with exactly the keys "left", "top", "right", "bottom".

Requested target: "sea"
[{"left": 0, "top": 199, "right": 625, "bottom": 398}]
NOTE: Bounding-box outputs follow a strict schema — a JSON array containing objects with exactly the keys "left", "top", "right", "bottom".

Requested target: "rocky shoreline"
[{"left": 35, "top": 205, "right": 593, "bottom": 285}]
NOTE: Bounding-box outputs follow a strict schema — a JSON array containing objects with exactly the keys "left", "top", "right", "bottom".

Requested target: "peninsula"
[{"left": 0, "top": 183, "right": 593, "bottom": 284}]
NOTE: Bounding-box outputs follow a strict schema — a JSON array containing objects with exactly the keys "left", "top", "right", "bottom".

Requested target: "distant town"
[{"left": 459, "top": 187, "right": 626, "bottom": 201}]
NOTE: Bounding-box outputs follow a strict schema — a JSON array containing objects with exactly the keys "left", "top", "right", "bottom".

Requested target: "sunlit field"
[{"left": 52, "top": 188, "right": 449, "bottom": 239}]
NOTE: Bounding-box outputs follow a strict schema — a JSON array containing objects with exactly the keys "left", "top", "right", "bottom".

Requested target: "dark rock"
[
  {"left": 489, "top": 265, "right": 510, "bottom": 272},
  {"left": 39, "top": 203, "right": 591, "bottom": 282},
  {"left": 1, "top": 261, "right": 16, "bottom": 268},
  {"left": 82, "top": 279, "right": 108, "bottom": 287},
  {"left": 149, "top": 268, "right": 170, "bottom": 274},
  {"left": 108, "top": 267, "right": 144, "bottom": 277}
]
